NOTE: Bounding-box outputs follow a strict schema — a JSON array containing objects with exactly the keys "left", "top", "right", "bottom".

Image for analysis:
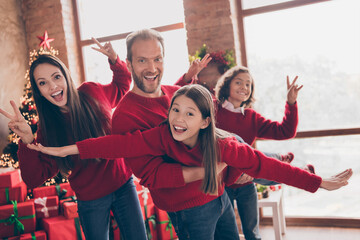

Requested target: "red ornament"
[
  {"left": 31, "top": 119, "right": 38, "bottom": 125},
  {"left": 37, "top": 31, "right": 54, "bottom": 50}
]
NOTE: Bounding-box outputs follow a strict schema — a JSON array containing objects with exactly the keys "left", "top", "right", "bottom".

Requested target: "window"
[
  {"left": 76, "top": 0, "right": 189, "bottom": 85},
  {"left": 241, "top": 0, "right": 360, "bottom": 218}
]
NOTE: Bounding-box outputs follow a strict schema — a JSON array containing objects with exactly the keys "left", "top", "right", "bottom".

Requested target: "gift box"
[
  {"left": 32, "top": 183, "right": 75, "bottom": 200},
  {"left": 142, "top": 203, "right": 157, "bottom": 240},
  {"left": 60, "top": 198, "right": 78, "bottom": 219},
  {"left": 0, "top": 169, "right": 21, "bottom": 188},
  {"left": 34, "top": 196, "right": 59, "bottom": 219},
  {"left": 41, "top": 216, "right": 85, "bottom": 240},
  {"left": 0, "top": 181, "right": 27, "bottom": 206},
  {"left": 0, "top": 201, "right": 36, "bottom": 238},
  {"left": 155, "top": 207, "right": 178, "bottom": 240},
  {"left": 19, "top": 230, "right": 47, "bottom": 240}
]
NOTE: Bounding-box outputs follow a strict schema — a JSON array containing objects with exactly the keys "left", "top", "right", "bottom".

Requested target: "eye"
[
  {"left": 54, "top": 74, "right": 62, "bottom": 80},
  {"left": 155, "top": 57, "right": 163, "bottom": 63},
  {"left": 38, "top": 81, "right": 46, "bottom": 86},
  {"left": 138, "top": 59, "right": 145, "bottom": 63},
  {"left": 172, "top": 107, "right": 179, "bottom": 112},
  {"left": 186, "top": 112, "right": 194, "bottom": 116}
]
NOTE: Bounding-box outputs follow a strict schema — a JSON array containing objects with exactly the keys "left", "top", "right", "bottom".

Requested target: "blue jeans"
[
  {"left": 77, "top": 177, "right": 147, "bottom": 240},
  {"left": 168, "top": 191, "right": 240, "bottom": 240},
  {"left": 226, "top": 183, "right": 261, "bottom": 240}
]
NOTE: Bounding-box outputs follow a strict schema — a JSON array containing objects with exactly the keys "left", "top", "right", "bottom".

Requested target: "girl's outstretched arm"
[
  {"left": 319, "top": 169, "right": 353, "bottom": 191},
  {"left": 27, "top": 143, "right": 79, "bottom": 157}
]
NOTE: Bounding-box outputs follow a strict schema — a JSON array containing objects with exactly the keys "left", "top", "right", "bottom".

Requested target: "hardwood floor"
[{"left": 257, "top": 225, "right": 360, "bottom": 240}]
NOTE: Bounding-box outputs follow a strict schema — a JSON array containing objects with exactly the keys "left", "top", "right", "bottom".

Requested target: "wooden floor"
[{"left": 256, "top": 225, "right": 360, "bottom": 240}]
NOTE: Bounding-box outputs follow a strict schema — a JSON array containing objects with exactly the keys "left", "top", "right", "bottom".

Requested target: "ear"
[
  {"left": 126, "top": 58, "right": 132, "bottom": 72},
  {"left": 200, "top": 117, "right": 211, "bottom": 129}
]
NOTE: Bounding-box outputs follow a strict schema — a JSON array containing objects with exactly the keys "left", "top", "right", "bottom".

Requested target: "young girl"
[
  {"left": 28, "top": 84, "right": 352, "bottom": 240},
  {"left": 0, "top": 41, "right": 148, "bottom": 240}
]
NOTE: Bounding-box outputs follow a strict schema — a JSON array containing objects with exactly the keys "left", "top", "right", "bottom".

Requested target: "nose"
[
  {"left": 49, "top": 81, "right": 57, "bottom": 90},
  {"left": 147, "top": 60, "right": 156, "bottom": 72}
]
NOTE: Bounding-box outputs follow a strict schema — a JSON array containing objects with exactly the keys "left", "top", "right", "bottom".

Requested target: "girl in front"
[{"left": 29, "top": 84, "right": 352, "bottom": 240}]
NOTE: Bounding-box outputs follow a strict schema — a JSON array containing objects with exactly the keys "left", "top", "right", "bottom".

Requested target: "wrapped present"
[
  {"left": 155, "top": 207, "right": 178, "bottom": 240},
  {"left": 0, "top": 201, "right": 36, "bottom": 238},
  {"left": 0, "top": 182, "right": 27, "bottom": 206},
  {"left": 60, "top": 197, "right": 78, "bottom": 219},
  {"left": 32, "top": 183, "right": 75, "bottom": 200},
  {"left": 0, "top": 170, "right": 21, "bottom": 188},
  {"left": 41, "top": 216, "right": 85, "bottom": 240},
  {"left": 142, "top": 203, "right": 157, "bottom": 240},
  {"left": 34, "top": 196, "right": 59, "bottom": 219},
  {"left": 19, "top": 230, "right": 47, "bottom": 240}
]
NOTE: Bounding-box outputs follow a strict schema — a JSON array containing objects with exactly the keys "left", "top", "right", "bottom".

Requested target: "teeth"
[
  {"left": 51, "top": 90, "right": 62, "bottom": 97},
  {"left": 144, "top": 75, "right": 156, "bottom": 80},
  {"left": 174, "top": 126, "right": 186, "bottom": 131}
]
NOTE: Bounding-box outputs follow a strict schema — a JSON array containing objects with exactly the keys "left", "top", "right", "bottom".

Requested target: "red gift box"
[
  {"left": 19, "top": 230, "right": 47, "bottom": 240},
  {"left": 34, "top": 196, "right": 59, "bottom": 218},
  {"left": 0, "top": 201, "right": 36, "bottom": 238},
  {"left": 155, "top": 207, "right": 178, "bottom": 240},
  {"left": 0, "top": 169, "right": 21, "bottom": 188},
  {"left": 41, "top": 216, "right": 85, "bottom": 240},
  {"left": 32, "top": 183, "right": 75, "bottom": 200},
  {"left": 141, "top": 203, "right": 157, "bottom": 240},
  {"left": 60, "top": 198, "right": 78, "bottom": 219},
  {"left": 0, "top": 181, "right": 27, "bottom": 206}
]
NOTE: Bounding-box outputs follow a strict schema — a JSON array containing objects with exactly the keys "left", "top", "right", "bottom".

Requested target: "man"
[{"left": 111, "top": 28, "right": 240, "bottom": 240}]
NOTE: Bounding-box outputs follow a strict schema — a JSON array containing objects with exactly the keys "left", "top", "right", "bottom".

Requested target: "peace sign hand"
[
  {"left": 0, "top": 100, "right": 34, "bottom": 144},
  {"left": 91, "top": 37, "right": 118, "bottom": 64},
  {"left": 184, "top": 53, "right": 212, "bottom": 83},
  {"left": 286, "top": 76, "right": 303, "bottom": 105}
]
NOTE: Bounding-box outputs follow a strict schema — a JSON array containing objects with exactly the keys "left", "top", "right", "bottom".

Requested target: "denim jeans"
[
  {"left": 77, "top": 177, "right": 147, "bottom": 240},
  {"left": 168, "top": 191, "right": 240, "bottom": 240},
  {"left": 226, "top": 183, "right": 261, "bottom": 240}
]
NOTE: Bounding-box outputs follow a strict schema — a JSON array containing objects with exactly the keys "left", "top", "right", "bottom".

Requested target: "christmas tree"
[{"left": 0, "top": 31, "right": 67, "bottom": 186}]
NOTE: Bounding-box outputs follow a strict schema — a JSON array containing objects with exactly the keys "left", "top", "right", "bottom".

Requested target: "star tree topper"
[{"left": 37, "top": 30, "right": 54, "bottom": 50}]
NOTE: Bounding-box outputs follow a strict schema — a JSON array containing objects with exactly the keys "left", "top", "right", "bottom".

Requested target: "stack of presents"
[{"left": 0, "top": 168, "right": 177, "bottom": 240}]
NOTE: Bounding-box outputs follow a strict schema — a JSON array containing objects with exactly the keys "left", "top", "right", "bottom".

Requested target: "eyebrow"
[
  {"left": 234, "top": 77, "right": 251, "bottom": 82},
  {"left": 173, "top": 102, "right": 197, "bottom": 111},
  {"left": 36, "top": 71, "right": 60, "bottom": 82}
]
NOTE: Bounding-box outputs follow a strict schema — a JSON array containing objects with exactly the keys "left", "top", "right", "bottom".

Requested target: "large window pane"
[
  {"left": 82, "top": 29, "right": 190, "bottom": 86},
  {"left": 244, "top": 0, "right": 360, "bottom": 131},
  {"left": 257, "top": 135, "right": 360, "bottom": 218},
  {"left": 77, "top": 0, "right": 185, "bottom": 39}
]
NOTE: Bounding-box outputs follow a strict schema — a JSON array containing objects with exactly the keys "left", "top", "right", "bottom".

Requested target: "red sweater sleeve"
[
  {"left": 221, "top": 137, "right": 322, "bottom": 193},
  {"left": 174, "top": 73, "right": 196, "bottom": 87},
  {"left": 76, "top": 126, "right": 167, "bottom": 159},
  {"left": 79, "top": 56, "right": 131, "bottom": 108},
  {"left": 112, "top": 110, "right": 186, "bottom": 189},
  {"left": 255, "top": 102, "right": 298, "bottom": 140},
  {"left": 18, "top": 130, "right": 59, "bottom": 188}
]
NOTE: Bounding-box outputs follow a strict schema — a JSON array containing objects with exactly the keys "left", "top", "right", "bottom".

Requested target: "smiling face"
[
  {"left": 33, "top": 63, "right": 68, "bottom": 112},
  {"left": 228, "top": 72, "right": 252, "bottom": 108},
  {"left": 169, "top": 95, "right": 210, "bottom": 148},
  {"left": 127, "top": 39, "right": 164, "bottom": 97}
]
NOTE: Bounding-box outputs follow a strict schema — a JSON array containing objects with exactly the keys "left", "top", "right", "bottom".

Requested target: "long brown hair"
[
  {"left": 29, "top": 54, "right": 111, "bottom": 173},
  {"left": 215, "top": 65, "right": 256, "bottom": 108},
  {"left": 168, "top": 84, "right": 232, "bottom": 195}
]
